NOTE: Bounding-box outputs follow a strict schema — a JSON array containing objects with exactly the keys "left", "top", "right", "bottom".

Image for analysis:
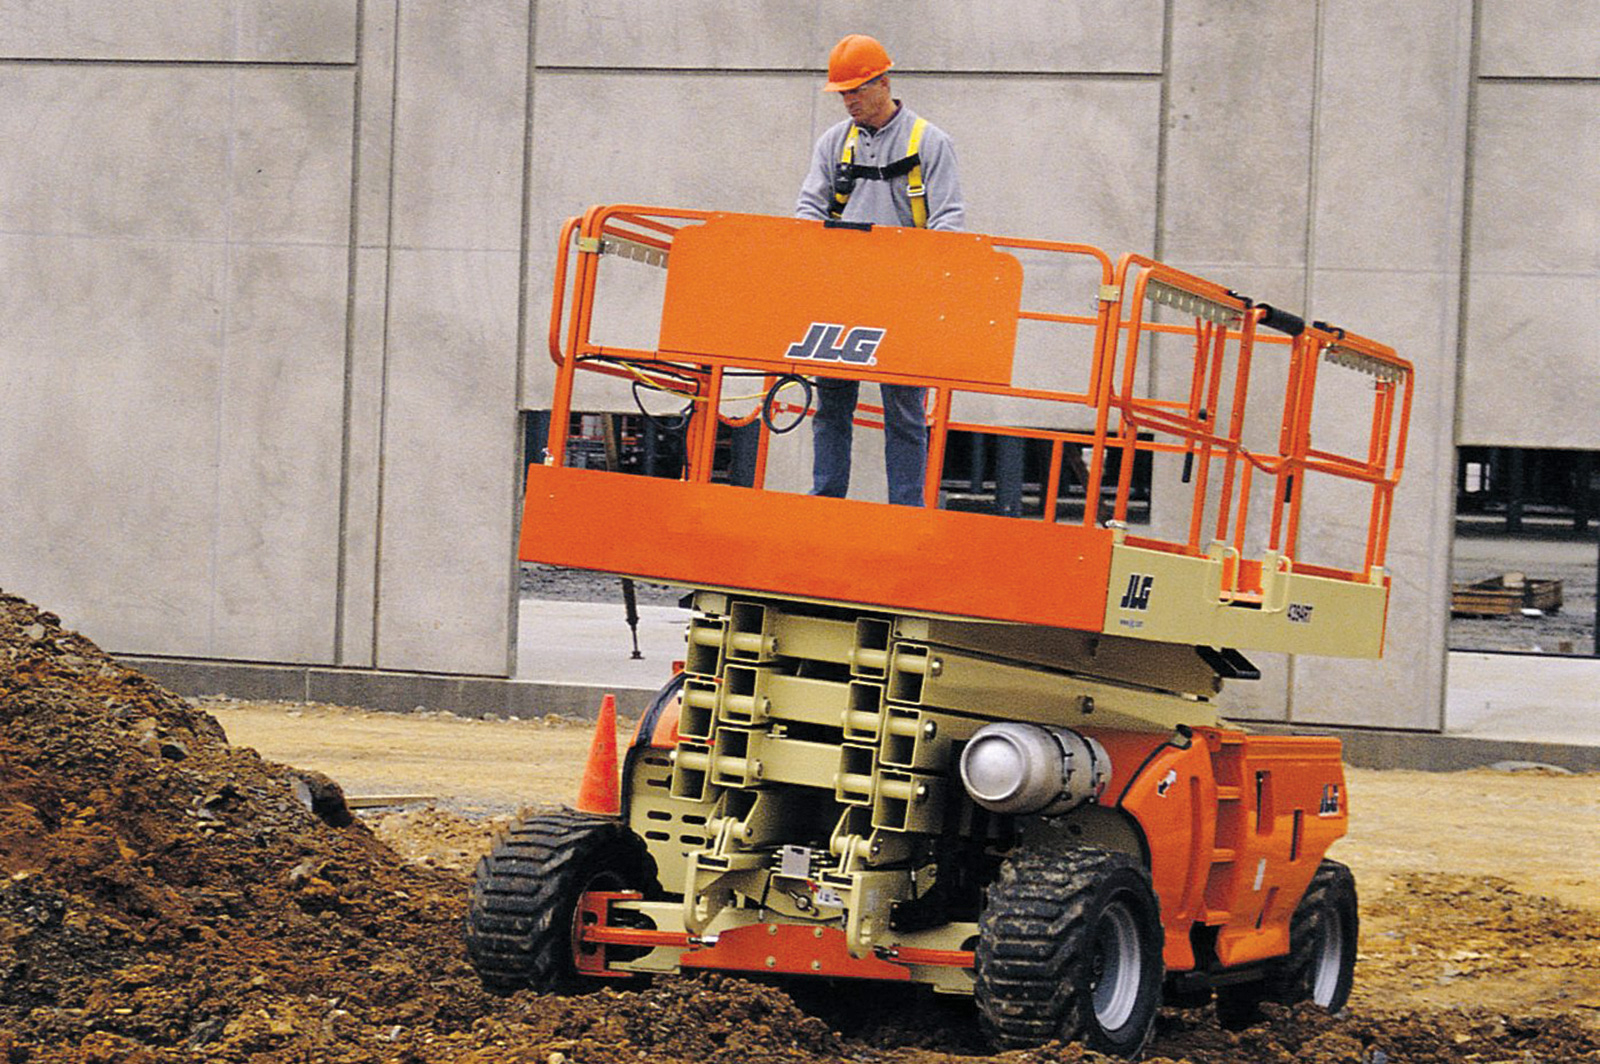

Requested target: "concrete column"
[{"left": 369, "top": 0, "right": 530, "bottom": 676}]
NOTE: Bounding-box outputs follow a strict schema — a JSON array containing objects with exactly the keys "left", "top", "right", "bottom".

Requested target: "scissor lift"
[{"left": 471, "top": 206, "right": 1414, "bottom": 1057}]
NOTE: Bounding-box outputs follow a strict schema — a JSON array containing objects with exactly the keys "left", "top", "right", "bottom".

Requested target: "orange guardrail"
[{"left": 532, "top": 205, "right": 1412, "bottom": 619}]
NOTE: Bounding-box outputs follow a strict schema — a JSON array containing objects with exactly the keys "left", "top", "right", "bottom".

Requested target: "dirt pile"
[
  {"left": 0, "top": 592, "right": 488, "bottom": 1060},
  {"left": 3, "top": 589, "right": 1600, "bottom": 1063}
]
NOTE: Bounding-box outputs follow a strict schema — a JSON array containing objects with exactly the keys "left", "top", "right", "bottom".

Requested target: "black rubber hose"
[{"left": 762, "top": 374, "right": 814, "bottom": 435}]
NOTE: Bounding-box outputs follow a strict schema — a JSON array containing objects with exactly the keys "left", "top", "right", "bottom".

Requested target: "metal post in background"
[{"left": 995, "top": 436, "right": 1024, "bottom": 518}]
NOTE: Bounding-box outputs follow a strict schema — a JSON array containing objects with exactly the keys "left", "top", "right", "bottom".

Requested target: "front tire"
[
  {"left": 1215, "top": 858, "right": 1358, "bottom": 1027},
  {"left": 975, "top": 847, "right": 1164, "bottom": 1057},
  {"left": 465, "top": 809, "right": 660, "bottom": 992}
]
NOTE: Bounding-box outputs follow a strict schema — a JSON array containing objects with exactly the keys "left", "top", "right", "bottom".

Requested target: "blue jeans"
[{"left": 811, "top": 380, "right": 928, "bottom": 507}]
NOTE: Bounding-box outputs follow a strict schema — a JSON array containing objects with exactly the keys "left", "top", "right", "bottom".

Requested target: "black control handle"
[{"left": 1255, "top": 303, "right": 1305, "bottom": 336}]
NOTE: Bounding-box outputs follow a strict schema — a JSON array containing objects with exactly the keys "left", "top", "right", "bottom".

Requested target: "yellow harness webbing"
[
  {"left": 905, "top": 117, "right": 928, "bottom": 228},
  {"left": 832, "top": 117, "right": 930, "bottom": 228}
]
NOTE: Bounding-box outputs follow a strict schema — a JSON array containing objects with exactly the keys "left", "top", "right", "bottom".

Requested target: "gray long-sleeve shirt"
[{"left": 795, "top": 104, "right": 965, "bottom": 232}]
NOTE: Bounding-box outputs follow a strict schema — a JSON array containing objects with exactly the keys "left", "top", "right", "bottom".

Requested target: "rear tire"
[
  {"left": 1215, "top": 858, "right": 1358, "bottom": 1028},
  {"left": 975, "top": 847, "right": 1164, "bottom": 1057},
  {"left": 465, "top": 809, "right": 659, "bottom": 992}
]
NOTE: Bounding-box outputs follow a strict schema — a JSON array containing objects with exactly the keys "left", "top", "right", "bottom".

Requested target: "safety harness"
[{"left": 829, "top": 116, "right": 929, "bottom": 228}]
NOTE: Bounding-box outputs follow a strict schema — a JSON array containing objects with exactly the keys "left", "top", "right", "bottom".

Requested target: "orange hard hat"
[{"left": 824, "top": 34, "right": 893, "bottom": 92}]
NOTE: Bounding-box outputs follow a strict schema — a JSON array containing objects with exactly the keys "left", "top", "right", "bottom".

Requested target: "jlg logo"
[
  {"left": 784, "top": 323, "right": 885, "bottom": 365},
  {"left": 1119, "top": 573, "right": 1154, "bottom": 611}
]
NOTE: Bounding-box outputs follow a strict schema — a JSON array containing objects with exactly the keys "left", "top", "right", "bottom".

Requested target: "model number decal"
[
  {"left": 1119, "top": 573, "right": 1154, "bottom": 611},
  {"left": 784, "top": 322, "right": 885, "bottom": 365},
  {"left": 1287, "top": 603, "right": 1314, "bottom": 624}
]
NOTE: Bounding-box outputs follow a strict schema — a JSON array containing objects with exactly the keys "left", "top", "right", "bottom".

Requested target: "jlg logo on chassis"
[
  {"left": 1119, "top": 574, "right": 1154, "bottom": 611},
  {"left": 784, "top": 323, "right": 885, "bottom": 365}
]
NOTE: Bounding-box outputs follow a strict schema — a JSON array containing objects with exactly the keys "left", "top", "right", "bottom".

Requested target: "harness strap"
[
  {"left": 905, "top": 117, "right": 928, "bottom": 228},
  {"left": 846, "top": 154, "right": 921, "bottom": 181},
  {"left": 827, "top": 117, "right": 931, "bottom": 228},
  {"left": 828, "top": 125, "right": 861, "bottom": 219}
]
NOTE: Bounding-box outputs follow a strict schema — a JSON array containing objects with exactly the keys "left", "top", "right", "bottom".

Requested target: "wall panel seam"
[
  {"left": 0, "top": 57, "right": 355, "bottom": 69},
  {"left": 529, "top": 65, "right": 1164, "bottom": 80},
  {"left": 335, "top": 0, "right": 369, "bottom": 663},
  {"left": 0, "top": 230, "right": 349, "bottom": 248},
  {"left": 369, "top": 0, "right": 405, "bottom": 670},
  {"left": 1151, "top": 0, "right": 1174, "bottom": 261},
  {"left": 1288, "top": 0, "right": 1333, "bottom": 724},
  {"left": 205, "top": 68, "right": 241, "bottom": 658},
  {"left": 1478, "top": 75, "right": 1600, "bottom": 85},
  {"left": 508, "top": 0, "right": 539, "bottom": 678}
]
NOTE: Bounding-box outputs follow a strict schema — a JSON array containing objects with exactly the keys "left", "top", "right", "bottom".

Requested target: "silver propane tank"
[{"left": 958, "top": 721, "right": 1111, "bottom": 816}]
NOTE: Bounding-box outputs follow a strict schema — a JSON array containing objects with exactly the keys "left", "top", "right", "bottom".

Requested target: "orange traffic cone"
[{"left": 575, "top": 693, "right": 621, "bottom": 816}]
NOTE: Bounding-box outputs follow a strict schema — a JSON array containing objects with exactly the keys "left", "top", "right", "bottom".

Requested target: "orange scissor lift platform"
[
  {"left": 524, "top": 205, "right": 1413, "bottom": 659},
  {"left": 478, "top": 207, "right": 1415, "bottom": 1050}
]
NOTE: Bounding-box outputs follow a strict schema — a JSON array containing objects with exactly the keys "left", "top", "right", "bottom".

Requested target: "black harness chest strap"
[{"left": 846, "top": 154, "right": 921, "bottom": 181}]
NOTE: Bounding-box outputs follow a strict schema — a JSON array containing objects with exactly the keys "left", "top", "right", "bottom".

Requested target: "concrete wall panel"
[
  {"left": 0, "top": 0, "right": 356, "bottom": 63},
  {"left": 0, "top": 67, "right": 234, "bottom": 239},
  {"left": 369, "top": 0, "right": 530, "bottom": 676},
  {"left": 352, "top": 0, "right": 399, "bottom": 246},
  {"left": 1479, "top": 0, "right": 1600, "bottom": 78},
  {"left": 389, "top": 1, "right": 528, "bottom": 251},
  {"left": 0, "top": 234, "right": 224, "bottom": 654},
  {"left": 1459, "top": 82, "right": 1600, "bottom": 448},
  {"left": 0, "top": 65, "right": 351, "bottom": 243},
  {"left": 1311, "top": 0, "right": 1473, "bottom": 273},
  {"left": 374, "top": 249, "right": 522, "bottom": 675},
  {"left": 1460, "top": 275, "right": 1600, "bottom": 448},
  {"left": 0, "top": 62, "right": 354, "bottom": 663},
  {"left": 534, "top": 0, "right": 823, "bottom": 69},
  {"left": 1162, "top": 0, "right": 1315, "bottom": 268},
  {"left": 230, "top": 68, "right": 356, "bottom": 244},
  {"left": 210, "top": 243, "right": 348, "bottom": 661},
  {"left": 812, "top": 0, "right": 1164, "bottom": 73},
  {"left": 1267, "top": 0, "right": 1471, "bottom": 730},
  {"left": 1467, "top": 84, "right": 1599, "bottom": 274},
  {"left": 895, "top": 75, "right": 1161, "bottom": 248},
  {"left": 533, "top": 0, "right": 1162, "bottom": 74}
]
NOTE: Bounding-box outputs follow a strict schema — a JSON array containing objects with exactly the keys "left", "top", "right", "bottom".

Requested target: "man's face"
[{"left": 840, "top": 76, "right": 894, "bottom": 129}]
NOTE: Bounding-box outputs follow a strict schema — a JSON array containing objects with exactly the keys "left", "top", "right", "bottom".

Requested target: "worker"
[{"left": 796, "top": 34, "right": 966, "bottom": 507}]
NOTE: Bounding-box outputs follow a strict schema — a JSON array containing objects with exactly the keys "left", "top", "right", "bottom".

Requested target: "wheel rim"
[
  {"left": 1309, "top": 906, "right": 1345, "bottom": 1006},
  {"left": 1090, "top": 897, "right": 1144, "bottom": 1031}
]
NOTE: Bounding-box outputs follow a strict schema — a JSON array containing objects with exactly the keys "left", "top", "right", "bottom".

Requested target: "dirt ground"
[{"left": 5, "top": 590, "right": 1600, "bottom": 1064}]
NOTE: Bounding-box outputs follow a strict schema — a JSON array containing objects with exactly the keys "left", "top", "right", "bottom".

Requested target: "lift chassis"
[{"left": 468, "top": 206, "right": 1411, "bottom": 1056}]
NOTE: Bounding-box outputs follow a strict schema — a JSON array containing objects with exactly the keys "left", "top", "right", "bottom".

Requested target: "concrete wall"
[{"left": 1, "top": 1, "right": 1591, "bottom": 728}]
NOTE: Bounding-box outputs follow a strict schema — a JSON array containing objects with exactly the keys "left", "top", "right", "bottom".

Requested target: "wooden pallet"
[{"left": 1450, "top": 572, "right": 1564, "bottom": 617}]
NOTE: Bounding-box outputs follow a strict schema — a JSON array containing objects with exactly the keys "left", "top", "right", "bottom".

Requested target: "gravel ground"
[
  {"left": 520, "top": 563, "right": 683, "bottom": 607},
  {"left": 1450, "top": 530, "right": 1598, "bottom": 655}
]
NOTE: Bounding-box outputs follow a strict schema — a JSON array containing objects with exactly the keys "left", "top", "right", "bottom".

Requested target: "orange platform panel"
[
  {"left": 521, "top": 464, "right": 1115, "bottom": 631},
  {"left": 658, "top": 214, "right": 1024, "bottom": 387}
]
